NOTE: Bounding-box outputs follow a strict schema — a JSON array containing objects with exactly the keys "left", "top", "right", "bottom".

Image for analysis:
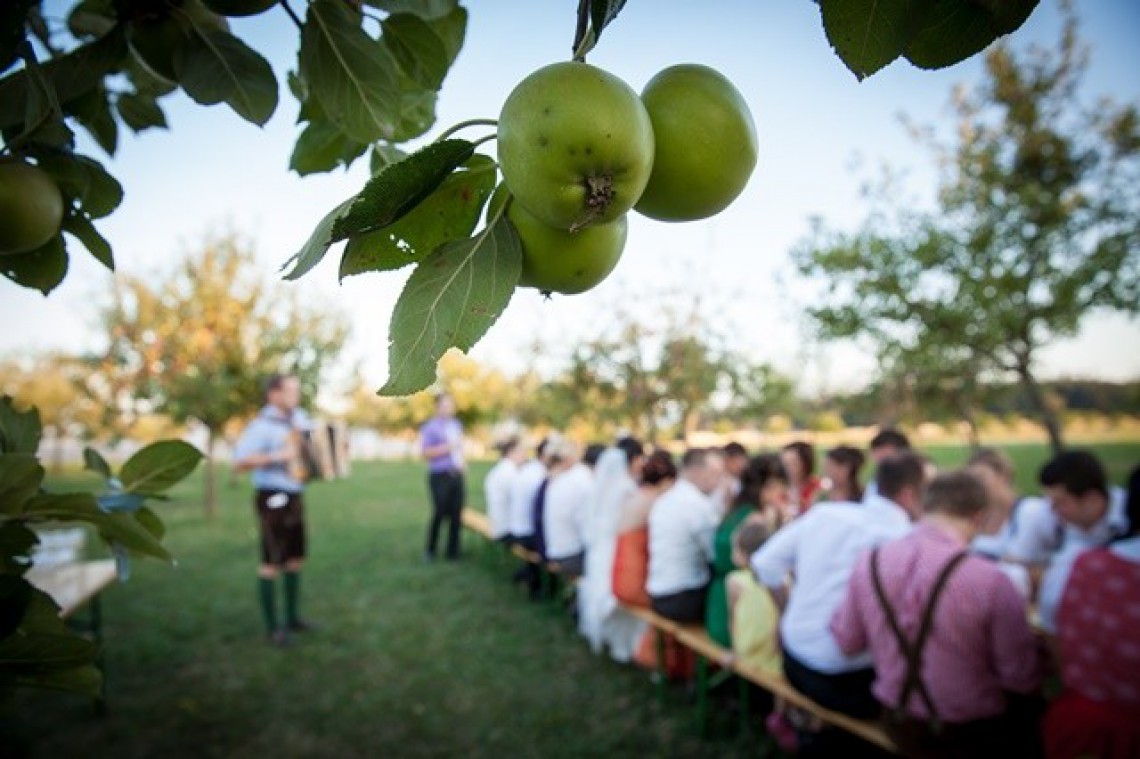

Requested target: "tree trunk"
[
  {"left": 1017, "top": 364, "right": 1064, "bottom": 454},
  {"left": 955, "top": 397, "right": 981, "bottom": 450},
  {"left": 204, "top": 428, "right": 217, "bottom": 518}
]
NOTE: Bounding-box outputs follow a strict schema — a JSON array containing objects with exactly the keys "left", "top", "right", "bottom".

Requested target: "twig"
[
  {"left": 280, "top": 0, "right": 304, "bottom": 31},
  {"left": 435, "top": 119, "right": 498, "bottom": 143}
]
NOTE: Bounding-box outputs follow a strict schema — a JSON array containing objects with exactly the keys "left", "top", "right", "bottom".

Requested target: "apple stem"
[{"left": 435, "top": 119, "right": 499, "bottom": 143}]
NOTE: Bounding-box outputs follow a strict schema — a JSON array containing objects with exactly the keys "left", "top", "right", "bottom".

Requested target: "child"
[
  {"left": 726, "top": 517, "right": 801, "bottom": 751},
  {"left": 725, "top": 517, "right": 781, "bottom": 676}
]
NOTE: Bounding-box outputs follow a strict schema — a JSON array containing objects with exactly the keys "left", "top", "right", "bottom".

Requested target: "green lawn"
[
  {"left": 919, "top": 440, "right": 1138, "bottom": 494},
  {"left": 8, "top": 460, "right": 758, "bottom": 759},
  {"left": 6, "top": 440, "right": 1137, "bottom": 758}
]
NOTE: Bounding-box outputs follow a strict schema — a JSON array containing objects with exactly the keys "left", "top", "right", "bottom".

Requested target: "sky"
[{"left": 4, "top": 0, "right": 1139, "bottom": 395}]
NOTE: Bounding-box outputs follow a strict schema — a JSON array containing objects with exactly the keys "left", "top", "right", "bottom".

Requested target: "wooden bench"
[
  {"left": 621, "top": 601, "right": 897, "bottom": 753},
  {"left": 460, "top": 508, "right": 568, "bottom": 601}
]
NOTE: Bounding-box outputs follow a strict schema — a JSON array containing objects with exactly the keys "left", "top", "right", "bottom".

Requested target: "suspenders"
[{"left": 870, "top": 548, "right": 970, "bottom": 731}]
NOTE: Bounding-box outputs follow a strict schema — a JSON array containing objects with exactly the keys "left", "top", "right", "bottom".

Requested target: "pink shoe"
[{"left": 765, "top": 711, "right": 800, "bottom": 753}]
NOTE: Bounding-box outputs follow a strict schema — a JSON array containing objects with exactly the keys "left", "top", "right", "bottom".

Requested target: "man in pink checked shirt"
[{"left": 830, "top": 470, "right": 1044, "bottom": 759}]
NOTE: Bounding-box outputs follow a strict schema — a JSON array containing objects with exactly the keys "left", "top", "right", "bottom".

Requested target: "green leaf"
[
  {"left": 0, "top": 630, "right": 97, "bottom": 667},
  {"left": 590, "top": 0, "right": 628, "bottom": 45},
  {"left": 117, "top": 92, "right": 168, "bottom": 132},
  {"left": 0, "top": 28, "right": 128, "bottom": 131},
  {"left": 82, "top": 447, "right": 112, "bottom": 481},
  {"left": 289, "top": 120, "right": 368, "bottom": 176},
  {"left": 0, "top": 523, "right": 38, "bottom": 574},
  {"left": 363, "top": 0, "right": 458, "bottom": 19},
  {"left": 0, "top": 398, "right": 41, "bottom": 455},
  {"left": 0, "top": 454, "right": 45, "bottom": 516},
  {"left": 0, "top": 235, "right": 68, "bottom": 295},
  {"left": 370, "top": 144, "right": 407, "bottom": 174},
  {"left": 0, "top": 576, "right": 33, "bottom": 639},
  {"left": 331, "top": 139, "right": 474, "bottom": 242},
  {"left": 67, "top": 0, "right": 117, "bottom": 40},
  {"left": 120, "top": 441, "right": 203, "bottom": 497},
  {"left": 6, "top": 662, "right": 102, "bottom": 697},
  {"left": 280, "top": 196, "right": 356, "bottom": 281},
  {"left": 62, "top": 213, "right": 114, "bottom": 271},
  {"left": 904, "top": 0, "right": 1038, "bottom": 70},
  {"left": 425, "top": 6, "right": 466, "bottom": 64},
  {"left": 134, "top": 506, "right": 165, "bottom": 541},
  {"left": 381, "top": 215, "right": 523, "bottom": 396},
  {"left": 819, "top": 0, "right": 929, "bottom": 80},
  {"left": 300, "top": 0, "right": 401, "bottom": 144},
  {"left": 382, "top": 13, "right": 450, "bottom": 91},
  {"left": 36, "top": 153, "right": 123, "bottom": 219},
  {"left": 22, "top": 493, "right": 172, "bottom": 562},
  {"left": 65, "top": 86, "right": 118, "bottom": 155},
  {"left": 341, "top": 155, "right": 496, "bottom": 279},
  {"left": 0, "top": 1, "right": 36, "bottom": 71},
  {"left": 176, "top": 28, "right": 278, "bottom": 126}
]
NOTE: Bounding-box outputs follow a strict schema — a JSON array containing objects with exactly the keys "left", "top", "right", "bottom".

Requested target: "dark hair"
[
  {"left": 640, "top": 450, "right": 678, "bottom": 486},
  {"left": 826, "top": 445, "right": 866, "bottom": 498},
  {"left": 967, "top": 447, "right": 1015, "bottom": 482},
  {"left": 1039, "top": 450, "right": 1109, "bottom": 499},
  {"left": 876, "top": 451, "right": 926, "bottom": 500},
  {"left": 434, "top": 392, "right": 452, "bottom": 407},
  {"left": 923, "top": 470, "right": 988, "bottom": 519},
  {"left": 1125, "top": 465, "right": 1139, "bottom": 539},
  {"left": 682, "top": 447, "right": 721, "bottom": 470},
  {"left": 616, "top": 437, "right": 645, "bottom": 462},
  {"left": 264, "top": 373, "right": 290, "bottom": 398},
  {"left": 732, "top": 520, "right": 771, "bottom": 557},
  {"left": 535, "top": 437, "right": 550, "bottom": 459},
  {"left": 870, "top": 428, "right": 911, "bottom": 452},
  {"left": 583, "top": 443, "right": 606, "bottom": 467},
  {"left": 723, "top": 441, "right": 748, "bottom": 459},
  {"left": 782, "top": 441, "right": 815, "bottom": 478},
  {"left": 735, "top": 454, "right": 788, "bottom": 509},
  {"left": 496, "top": 437, "right": 520, "bottom": 457}
]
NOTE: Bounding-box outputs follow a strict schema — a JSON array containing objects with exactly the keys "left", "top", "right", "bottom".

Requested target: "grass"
[
  {"left": 8, "top": 460, "right": 758, "bottom": 759},
  {"left": 6, "top": 440, "right": 1137, "bottom": 758}
]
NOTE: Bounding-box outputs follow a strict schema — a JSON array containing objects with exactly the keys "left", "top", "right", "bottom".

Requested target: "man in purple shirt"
[
  {"left": 831, "top": 470, "right": 1043, "bottom": 757},
  {"left": 420, "top": 393, "right": 465, "bottom": 561}
]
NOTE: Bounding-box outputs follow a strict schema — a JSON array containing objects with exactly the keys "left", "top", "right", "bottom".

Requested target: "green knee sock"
[
  {"left": 283, "top": 571, "right": 300, "bottom": 626},
  {"left": 258, "top": 577, "right": 278, "bottom": 633}
]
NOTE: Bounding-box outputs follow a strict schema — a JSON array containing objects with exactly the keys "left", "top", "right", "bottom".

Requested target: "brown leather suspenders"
[{"left": 870, "top": 548, "right": 970, "bottom": 732}]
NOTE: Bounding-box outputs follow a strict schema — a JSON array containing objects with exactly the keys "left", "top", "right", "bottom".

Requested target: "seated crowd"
[{"left": 482, "top": 429, "right": 1139, "bottom": 759}]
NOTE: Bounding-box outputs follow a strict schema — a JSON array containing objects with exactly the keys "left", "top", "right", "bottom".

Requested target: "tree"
[
  {"left": 794, "top": 11, "right": 1139, "bottom": 453},
  {"left": 1, "top": 0, "right": 1042, "bottom": 392},
  {"left": 100, "top": 233, "right": 348, "bottom": 516},
  {"left": 0, "top": 353, "right": 101, "bottom": 469}
]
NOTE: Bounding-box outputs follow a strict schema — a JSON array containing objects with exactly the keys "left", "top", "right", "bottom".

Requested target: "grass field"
[{"left": 5, "top": 441, "right": 1137, "bottom": 758}]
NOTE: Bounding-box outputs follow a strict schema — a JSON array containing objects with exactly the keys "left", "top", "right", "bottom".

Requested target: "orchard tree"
[
  {"left": 0, "top": 353, "right": 100, "bottom": 469},
  {"left": 794, "top": 12, "right": 1138, "bottom": 453},
  {"left": 2, "top": 0, "right": 1039, "bottom": 392},
  {"left": 101, "top": 233, "right": 348, "bottom": 515}
]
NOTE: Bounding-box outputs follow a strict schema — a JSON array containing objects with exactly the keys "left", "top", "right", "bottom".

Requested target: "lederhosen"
[{"left": 255, "top": 414, "right": 308, "bottom": 565}]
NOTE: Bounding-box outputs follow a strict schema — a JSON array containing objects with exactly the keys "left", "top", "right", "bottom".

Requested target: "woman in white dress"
[{"left": 578, "top": 438, "right": 646, "bottom": 662}]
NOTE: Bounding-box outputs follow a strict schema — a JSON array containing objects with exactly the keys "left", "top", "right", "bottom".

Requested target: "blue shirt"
[
  {"left": 234, "top": 405, "right": 308, "bottom": 494},
  {"left": 420, "top": 416, "right": 464, "bottom": 473}
]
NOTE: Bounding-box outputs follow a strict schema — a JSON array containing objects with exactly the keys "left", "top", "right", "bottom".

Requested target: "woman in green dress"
[{"left": 706, "top": 454, "right": 789, "bottom": 647}]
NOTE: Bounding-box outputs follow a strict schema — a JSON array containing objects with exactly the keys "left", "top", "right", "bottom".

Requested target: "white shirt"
[
  {"left": 1003, "top": 496, "right": 1061, "bottom": 565},
  {"left": 646, "top": 479, "right": 720, "bottom": 597},
  {"left": 1037, "top": 487, "right": 1129, "bottom": 633},
  {"left": 483, "top": 458, "right": 518, "bottom": 540},
  {"left": 544, "top": 463, "right": 595, "bottom": 560},
  {"left": 507, "top": 459, "right": 546, "bottom": 538},
  {"left": 752, "top": 494, "right": 912, "bottom": 674}
]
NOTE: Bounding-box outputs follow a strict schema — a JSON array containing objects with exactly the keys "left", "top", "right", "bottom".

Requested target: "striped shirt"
[{"left": 831, "top": 522, "right": 1041, "bottom": 723}]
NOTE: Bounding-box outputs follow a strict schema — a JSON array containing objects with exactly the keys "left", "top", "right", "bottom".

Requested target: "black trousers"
[
  {"left": 427, "top": 470, "right": 464, "bottom": 558},
  {"left": 650, "top": 584, "right": 709, "bottom": 624},
  {"left": 783, "top": 647, "right": 879, "bottom": 719}
]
